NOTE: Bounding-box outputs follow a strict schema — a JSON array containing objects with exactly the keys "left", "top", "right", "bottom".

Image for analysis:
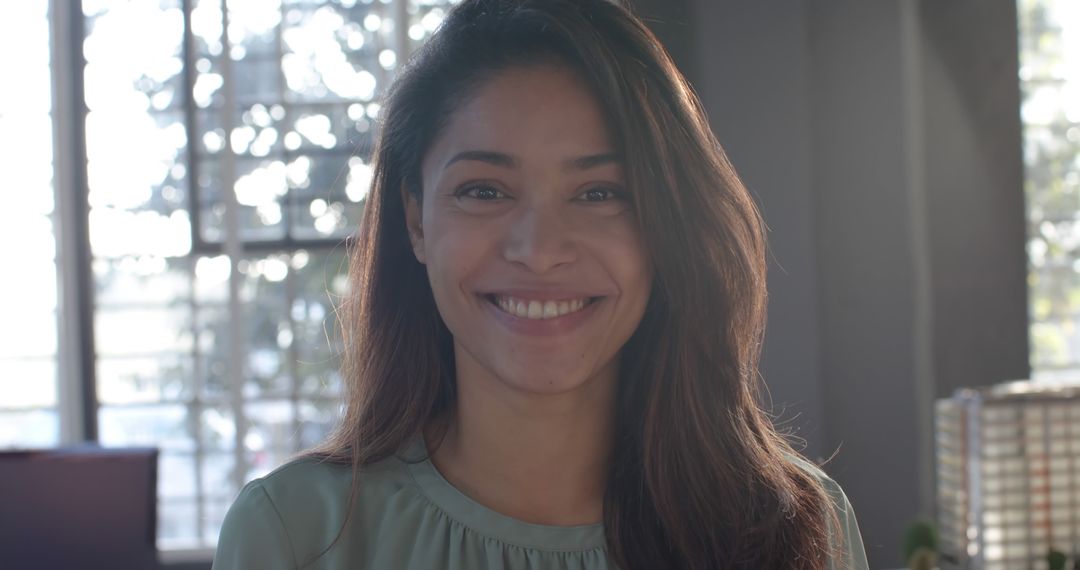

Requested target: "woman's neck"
[{"left": 426, "top": 359, "right": 617, "bottom": 526}]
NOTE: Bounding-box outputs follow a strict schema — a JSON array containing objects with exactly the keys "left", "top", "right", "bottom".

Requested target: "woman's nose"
[{"left": 501, "top": 203, "right": 577, "bottom": 274}]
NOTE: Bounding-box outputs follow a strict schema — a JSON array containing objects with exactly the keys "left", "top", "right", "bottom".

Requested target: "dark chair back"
[{"left": 0, "top": 446, "right": 159, "bottom": 570}]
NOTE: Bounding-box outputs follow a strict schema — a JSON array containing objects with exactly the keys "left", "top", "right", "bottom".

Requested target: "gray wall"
[
  {"left": 919, "top": 1, "right": 1029, "bottom": 399},
  {"left": 636, "top": 1, "right": 1029, "bottom": 567}
]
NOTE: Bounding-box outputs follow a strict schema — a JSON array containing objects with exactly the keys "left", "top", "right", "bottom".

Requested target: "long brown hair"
[{"left": 310, "top": 0, "right": 837, "bottom": 567}]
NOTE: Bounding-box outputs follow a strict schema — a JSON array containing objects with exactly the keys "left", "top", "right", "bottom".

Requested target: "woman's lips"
[
  {"left": 490, "top": 294, "right": 595, "bottom": 319},
  {"left": 478, "top": 292, "right": 605, "bottom": 335}
]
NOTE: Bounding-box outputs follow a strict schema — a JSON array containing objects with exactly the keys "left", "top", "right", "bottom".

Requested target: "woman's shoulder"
[
  {"left": 782, "top": 451, "right": 870, "bottom": 570},
  {"left": 783, "top": 452, "right": 850, "bottom": 507},
  {"left": 255, "top": 455, "right": 368, "bottom": 514},
  {"left": 212, "top": 453, "right": 417, "bottom": 570}
]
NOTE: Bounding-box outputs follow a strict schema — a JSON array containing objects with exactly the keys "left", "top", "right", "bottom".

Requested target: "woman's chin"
[
  {"left": 502, "top": 376, "right": 591, "bottom": 396},
  {"left": 485, "top": 359, "right": 616, "bottom": 397}
]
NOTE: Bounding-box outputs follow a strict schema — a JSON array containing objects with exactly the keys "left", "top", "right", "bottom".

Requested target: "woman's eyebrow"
[
  {"left": 567, "top": 152, "right": 621, "bottom": 171},
  {"left": 444, "top": 150, "right": 517, "bottom": 170},
  {"left": 443, "top": 150, "right": 622, "bottom": 171}
]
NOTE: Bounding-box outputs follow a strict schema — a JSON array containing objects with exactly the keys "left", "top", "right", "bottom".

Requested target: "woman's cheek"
[
  {"left": 576, "top": 211, "right": 641, "bottom": 248},
  {"left": 428, "top": 218, "right": 500, "bottom": 273}
]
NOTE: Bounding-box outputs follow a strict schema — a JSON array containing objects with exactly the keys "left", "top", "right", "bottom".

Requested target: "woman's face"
[{"left": 407, "top": 64, "right": 651, "bottom": 395}]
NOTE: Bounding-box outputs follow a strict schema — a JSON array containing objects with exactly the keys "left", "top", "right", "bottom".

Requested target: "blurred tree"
[{"left": 1019, "top": 0, "right": 1080, "bottom": 373}]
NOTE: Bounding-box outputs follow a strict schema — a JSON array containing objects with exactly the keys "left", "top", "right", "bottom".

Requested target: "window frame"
[{"left": 39, "top": 0, "right": 442, "bottom": 556}]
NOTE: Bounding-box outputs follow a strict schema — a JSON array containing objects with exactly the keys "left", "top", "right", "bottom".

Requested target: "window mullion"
[
  {"left": 50, "top": 0, "right": 98, "bottom": 444},
  {"left": 218, "top": 0, "right": 251, "bottom": 493},
  {"left": 273, "top": 0, "right": 304, "bottom": 455},
  {"left": 182, "top": 0, "right": 206, "bottom": 255},
  {"left": 285, "top": 261, "right": 302, "bottom": 454},
  {"left": 179, "top": 0, "right": 210, "bottom": 544},
  {"left": 394, "top": 0, "right": 409, "bottom": 61}
]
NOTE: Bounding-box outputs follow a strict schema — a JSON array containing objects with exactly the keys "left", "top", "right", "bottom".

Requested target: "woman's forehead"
[{"left": 424, "top": 65, "right": 616, "bottom": 170}]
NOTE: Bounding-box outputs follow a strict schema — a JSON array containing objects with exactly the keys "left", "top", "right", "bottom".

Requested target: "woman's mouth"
[{"left": 486, "top": 294, "right": 600, "bottom": 320}]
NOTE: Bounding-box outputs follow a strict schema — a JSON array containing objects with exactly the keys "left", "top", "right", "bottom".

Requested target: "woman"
[{"left": 214, "top": 0, "right": 869, "bottom": 568}]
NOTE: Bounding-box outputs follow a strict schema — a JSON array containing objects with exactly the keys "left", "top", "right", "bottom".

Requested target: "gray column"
[{"left": 684, "top": 1, "right": 1028, "bottom": 567}]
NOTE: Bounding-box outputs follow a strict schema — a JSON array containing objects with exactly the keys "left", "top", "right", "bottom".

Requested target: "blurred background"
[{"left": 0, "top": 0, "right": 1075, "bottom": 568}]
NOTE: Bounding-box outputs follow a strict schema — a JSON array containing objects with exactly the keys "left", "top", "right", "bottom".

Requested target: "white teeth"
[{"left": 493, "top": 295, "right": 592, "bottom": 320}]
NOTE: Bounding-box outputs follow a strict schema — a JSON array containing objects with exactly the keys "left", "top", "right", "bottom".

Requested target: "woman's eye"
[
  {"left": 580, "top": 187, "right": 624, "bottom": 202},
  {"left": 459, "top": 184, "right": 505, "bottom": 200}
]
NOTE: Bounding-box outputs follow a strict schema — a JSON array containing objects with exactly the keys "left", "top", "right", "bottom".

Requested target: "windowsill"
[{"left": 158, "top": 547, "right": 214, "bottom": 565}]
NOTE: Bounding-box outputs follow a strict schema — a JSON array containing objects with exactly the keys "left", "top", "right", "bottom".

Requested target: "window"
[
  {"left": 1, "top": 0, "right": 456, "bottom": 553},
  {"left": 0, "top": 1, "right": 60, "bottom": 447},
  {"left": 1020, "top": 0, "right": 1080, "bottom": 379}
]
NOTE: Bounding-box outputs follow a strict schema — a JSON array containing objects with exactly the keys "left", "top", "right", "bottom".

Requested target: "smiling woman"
[
  {"left": 213, "top": 1, "right": 869, "bottom": 569},
  {"left": 408, "top": 64, "right": 651, "bottom": 400}
]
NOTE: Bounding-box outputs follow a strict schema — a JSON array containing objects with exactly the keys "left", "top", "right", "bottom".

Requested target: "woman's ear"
[{"left": 402, "top": 187, "right": 427, "bottom": 264}]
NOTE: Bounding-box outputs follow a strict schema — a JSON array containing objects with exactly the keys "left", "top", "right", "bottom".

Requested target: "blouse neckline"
[{"left": 399, "top": 434, "right": 607, "bottom": 553}]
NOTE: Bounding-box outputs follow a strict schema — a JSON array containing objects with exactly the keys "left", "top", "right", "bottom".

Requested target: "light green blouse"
[{"left": 212, "top": 436, "right": 869, "bottom": 569}]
